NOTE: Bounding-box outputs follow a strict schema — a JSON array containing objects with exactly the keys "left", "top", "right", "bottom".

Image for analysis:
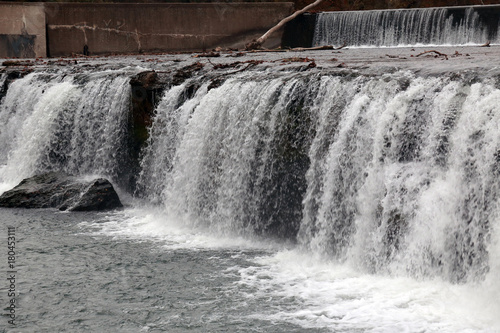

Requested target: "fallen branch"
[
  {"left": 245, "top": 0, "right": 325, "bottom": 50},
  {"left": 248, "top": 49, "right": 288, "bottom": 53},
  {"left": 385, "top": 54, "right": 407, "bottom": 59},
  {"left": 416, "top": 50, "right": 448, "bottom": 60},
  {"left": 480, "top": 40, "right": 490, "bottom": 47},
  {"left": 193, "top": 51, "right": 220, "bottom": 58},
  {"left": 335, "top": 42, "right": 347, "bottom": 50},
  {"left": 290, "top": 45, "right": 334, "bottom": 51},
  {"left": 280, "top": 57, "right": 315, "bottom": 63}
]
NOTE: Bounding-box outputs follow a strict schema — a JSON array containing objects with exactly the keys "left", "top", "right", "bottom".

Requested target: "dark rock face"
[
  {"left": 127, "top": 71, "right": 167, "bottom": 193},
  {"left": 0, "top": 172, "right": 122, "bottom": 211}
]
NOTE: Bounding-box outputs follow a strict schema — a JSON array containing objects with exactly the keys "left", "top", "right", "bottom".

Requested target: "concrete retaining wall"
[
  {"left": 0, "top": 3, "right": 46, "bottom": 58},
  {"left": 0, "top": 2, "right": 294, "bottom": 58}
]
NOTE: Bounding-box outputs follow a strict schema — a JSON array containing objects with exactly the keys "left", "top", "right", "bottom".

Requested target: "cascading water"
[
  {"left": 2, "top": 61, "right": 499, "bottom": 284},
  {"left": 1, "top": 52, "right": 500, "bottom": 331},
  {"left": 313, "top": 6, "right": 499, "bottom": 47},
  {"left": 0, "top": 70, "right": 135, "bottom": 189},
  {"left": 136, "top": 69, "right": 500, "bottom": 285},
  {"left": 138, "top": 74, "right": 313, "bottom": 238}
]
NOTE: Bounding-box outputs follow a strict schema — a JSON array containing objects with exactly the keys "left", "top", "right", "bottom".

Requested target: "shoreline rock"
[{"left": 0, "top": 172, "right": 123, "bottom": 211}]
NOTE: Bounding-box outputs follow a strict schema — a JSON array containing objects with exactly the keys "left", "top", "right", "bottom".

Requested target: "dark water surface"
[
  {"left": 1, "top": 208, "right": 325, "bottom": 333},
  {"left": 1, "top": 206, "right": 498, "bottom": 333}
]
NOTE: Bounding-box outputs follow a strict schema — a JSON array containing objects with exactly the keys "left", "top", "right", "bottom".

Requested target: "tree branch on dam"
[{"left": 245, "top": 0, "right": 325, "bottom": 51}]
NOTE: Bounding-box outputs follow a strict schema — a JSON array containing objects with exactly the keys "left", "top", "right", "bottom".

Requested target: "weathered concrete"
[
  {"left": 45, "top": 3, "right": 294, "bottom": 56},
  {"left": 0, "top": 2, "right": 293, "bottom": 58},
  {"left": 0, "top": 3, "right": 46, "bottom": 58}
]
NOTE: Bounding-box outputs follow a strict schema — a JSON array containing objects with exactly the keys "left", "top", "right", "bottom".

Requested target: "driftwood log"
[
  {"left": 245, "top": 0, "right": 325, "bottom": 51},
  {"left": 416, "top": 50, "right": 448, "bottom": 60}
]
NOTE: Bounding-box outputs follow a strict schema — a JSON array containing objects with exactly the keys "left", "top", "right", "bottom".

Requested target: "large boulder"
[{"left": 0, "top": 172, "right": 122, "bottom": 211}]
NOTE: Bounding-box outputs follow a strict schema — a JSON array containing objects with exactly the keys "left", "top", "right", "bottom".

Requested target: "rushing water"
[
  {"left": 1, "top": 53, "right": 500, "bottom": 331},
  {"left": 313, "top": 6, "right": 500, "bottom": 47}
]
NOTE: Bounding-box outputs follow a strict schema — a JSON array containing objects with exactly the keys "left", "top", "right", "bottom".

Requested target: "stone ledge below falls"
[{"left": 0, "top": 172, "right": 123, "bottom": 211}]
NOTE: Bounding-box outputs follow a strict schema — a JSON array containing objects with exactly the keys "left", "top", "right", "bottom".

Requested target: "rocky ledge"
[{"left": 0, "top": 172, "right": 123, "bottom": 211}]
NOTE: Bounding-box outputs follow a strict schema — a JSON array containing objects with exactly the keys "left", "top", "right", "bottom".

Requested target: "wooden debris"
[
  {"left": 385, "top": 54, "right": 407, "bottom": 59},
  {"left": 335, "top": 43, "right": 347, "bottom": 50},
  {"left": 210, "top": 60, "right": 264, "bottom": 71},
  {"left": 290, "top": 45, "right": 334, "bottom": 51},
  {"left": 249, "top": 49, "right": 288, "bottom": 53},
  {"left": 193, "top": 52, "right": 220, "bottom": 58},
  {"left": 229, "top": 52, "right": 246, "bottom": 57},
  {"left": 280, "top": 57, "right": 315, "bottom": 63},
  {"left": 172, "top": 62, "right": 204, "bottom": 85},
  {"left": 416, "top": 50, "right": 448, "bottom": 60},
  {"left": 245, "top": 0, "right": 325, "bottom": 50}
]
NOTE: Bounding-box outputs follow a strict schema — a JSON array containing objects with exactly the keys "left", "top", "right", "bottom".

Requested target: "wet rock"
[
  {"left": 0, "top": 172, "right": 122, "bottom": 211},
  {"left": 126, "top": 71, "right": 167, "bottom": 192},
  {"left": 172, "top": 62, "right": 204, "bottom": 85}
]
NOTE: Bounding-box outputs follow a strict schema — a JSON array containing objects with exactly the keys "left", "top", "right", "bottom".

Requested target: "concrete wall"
[
  {"left": 0, "top": 3, "right": 46, "bottom": 58},
  {"left": 0, "top": 2, "right": 293, "bottom": 58},
  {"left": 45, "top": 2, "right": 294, "bottom": 57}
]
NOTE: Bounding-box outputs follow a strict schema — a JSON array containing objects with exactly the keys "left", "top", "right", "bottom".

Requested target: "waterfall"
[
  {"left": 138, "top": 74, "right": 314, "bottom": 237},
  {"left": 313, "top": 6, "right": 498, "bottom": 47},
  {"left": 0, "top": 70, "right": 135, "bottom": 187},
  {"left": 1, "top": 62, "right": 500, "bottom": 285},
  {"left": 137, "top": 69, "right": 500, "bottom": 284}
]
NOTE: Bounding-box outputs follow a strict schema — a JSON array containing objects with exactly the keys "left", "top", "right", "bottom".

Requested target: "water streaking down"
[
  {"left": 313, "top": 6, "right": 500, "bottom": 47},
  {"left": 1, "top": 47, "right": 500, "bottom": 332}
]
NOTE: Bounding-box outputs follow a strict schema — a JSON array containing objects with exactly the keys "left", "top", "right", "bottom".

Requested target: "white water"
[
  {"left": 0, "top": 70, "right": 134, "bottom": 189},
  {"left": 313, "top": 7, "right": 497, "bottom": 47},
  {"left": 138, "top": 70, "right": 500, "bottom": 285},
  {"left": 85, "top": 207, "right": 500, "bottom": 332},
  {"left": 1, "top": 62, "right": 500, "bottom": 331}
]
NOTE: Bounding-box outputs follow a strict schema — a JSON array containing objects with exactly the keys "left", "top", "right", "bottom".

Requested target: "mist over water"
[{"left": 1, "top": 53, "right": 500, "bottom": 331}]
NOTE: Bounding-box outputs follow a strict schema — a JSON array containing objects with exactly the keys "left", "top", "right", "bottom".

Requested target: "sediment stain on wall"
[
  {"left": 0, "top": 2, "right": 294, "bottom": 58},
  {"left": 0, "top": 3, "right": 46, "bottom": 58}
]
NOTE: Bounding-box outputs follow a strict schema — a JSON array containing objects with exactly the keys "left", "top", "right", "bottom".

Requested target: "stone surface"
[{"left": 0, "top": 172, "right": 122, "bottom": 211}]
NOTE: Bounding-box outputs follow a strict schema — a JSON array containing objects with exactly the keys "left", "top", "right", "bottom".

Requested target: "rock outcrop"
[{"left": 0, "top": 172, "right": 122, "bottom": 211}]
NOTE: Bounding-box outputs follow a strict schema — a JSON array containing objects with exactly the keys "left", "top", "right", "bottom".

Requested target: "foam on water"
[
  {"left": 236, "top": 250, "right": 500, "bottom": 333},
  {"left": 85, "top": 207, "right": 500, "bottom": 333},
  {"left": 82, "top": 206, "right": 284, "bottom": 251}
]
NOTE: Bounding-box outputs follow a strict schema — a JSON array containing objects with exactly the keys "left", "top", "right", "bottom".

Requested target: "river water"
[
  {"left": 1, "top": 47, "right": 500, "bottom": 332},
  {"left": 2, "top": 206, "right": 498, "bottom": 333},
  {"left": 1, "top": 208, "right": 499, "bottom": 332}
]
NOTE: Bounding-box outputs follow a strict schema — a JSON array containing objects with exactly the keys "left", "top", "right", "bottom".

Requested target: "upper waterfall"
[{"left": 313, "top": 6, "right": 500, "bottom": 47}]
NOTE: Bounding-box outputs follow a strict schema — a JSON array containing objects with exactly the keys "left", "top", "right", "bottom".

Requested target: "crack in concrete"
[{"left": 47, "top": 24, "right": 228, "bottom": 39}]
